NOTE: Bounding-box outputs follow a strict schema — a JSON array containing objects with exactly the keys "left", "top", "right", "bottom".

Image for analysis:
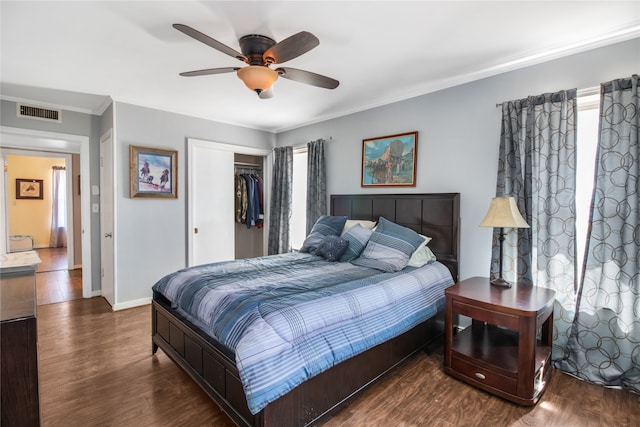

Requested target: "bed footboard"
[
  {"left": 152, "top": 298, "right": 255, "bottom": 425},
  {"left": 152, "top": 297, "right": 443, "bottom": 427}
]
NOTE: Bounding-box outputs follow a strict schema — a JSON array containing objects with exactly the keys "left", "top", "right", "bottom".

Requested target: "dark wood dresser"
[
  {"left": 444, "top": 276, "right": 556, "bottom": 405},
  {"left": 1, "top": 252, "right": 41, "bottom": 426}
]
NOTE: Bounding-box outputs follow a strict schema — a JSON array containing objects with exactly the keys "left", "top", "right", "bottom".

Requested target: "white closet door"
[{"left": 189, "top": 141, "right": 235, "bottom": 266}]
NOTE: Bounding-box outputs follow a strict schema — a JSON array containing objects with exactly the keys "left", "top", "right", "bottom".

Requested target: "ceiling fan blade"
[
  {"left": 259, "top": 88, "right": 275, "bottom": 99},
  {"left": 275, "top": 67, "right": 339, "bottom": 89},
  {"left": 173, "top": 24, "right": 248, "bottom": 63},
  {"left": 179, "top": 67, "right": 239, "bottom": 77},
  {"left": 263, "top": 31, "right": 319, "bottom": 64}
]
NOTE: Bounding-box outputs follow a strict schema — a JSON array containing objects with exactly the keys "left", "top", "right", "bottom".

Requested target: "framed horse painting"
[{"left": 129, "top": 145, "right": 178, "bottom": 199}]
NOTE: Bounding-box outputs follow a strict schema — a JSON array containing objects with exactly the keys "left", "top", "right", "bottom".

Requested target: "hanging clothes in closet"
[{"left": 234, "top": 167, "right": 264, "bottom": 229}]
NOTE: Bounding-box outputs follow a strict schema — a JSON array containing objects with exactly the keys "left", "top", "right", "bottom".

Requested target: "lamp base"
[{"left": 490, "top": 277, "right": 512, "bottom": 288}]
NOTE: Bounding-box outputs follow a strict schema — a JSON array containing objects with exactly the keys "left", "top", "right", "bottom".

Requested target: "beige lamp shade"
[
  {"left": 479, "top": 197, "right": 530, "bottom": 228},
  {"left": 237, "top": 66, "right": 278, "bottom": 93}
]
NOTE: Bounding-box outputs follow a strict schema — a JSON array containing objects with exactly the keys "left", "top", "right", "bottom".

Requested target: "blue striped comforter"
[{"left": 152, "top": 252, "right": 453, "bottom": 414}]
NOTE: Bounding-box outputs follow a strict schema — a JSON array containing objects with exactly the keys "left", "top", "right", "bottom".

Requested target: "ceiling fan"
[{"left": 173, "top": 24, "right": 340, "bottom": 99}]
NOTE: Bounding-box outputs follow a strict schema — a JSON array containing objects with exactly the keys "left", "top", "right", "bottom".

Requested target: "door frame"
[
  {"left": 0, "top": 126, "right": 93, "bottom": 297},
  {"left": 99, "top": 129, "right": 115, "bottom": 306},
  {"left": 186, "top": 138, "right": 272, "bottom": 266}
]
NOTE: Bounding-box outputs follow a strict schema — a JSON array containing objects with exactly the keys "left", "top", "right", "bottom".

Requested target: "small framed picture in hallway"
[
  {"left": 16, "top": 178, "right": 44, "bottom": 199},
  {"left": 129, "top": 145, "right": 178, "bottom": 199}
]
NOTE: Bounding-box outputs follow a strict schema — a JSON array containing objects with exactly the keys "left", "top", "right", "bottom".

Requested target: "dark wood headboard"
[{"left": 331, "top": 193, "right": 460, "bottom": 282}]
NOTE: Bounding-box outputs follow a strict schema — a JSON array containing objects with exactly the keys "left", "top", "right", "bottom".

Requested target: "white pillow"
[
  {"left": 412, "top": 234, "right": 432, "bottom": 254},
  {"left": 406, "top": 234, "right": 432, "bottom": 266},
  {"left": 341, "top": 219, "right": 377, "bottom": 236},
  {"left": 407, "top": 246, "right": 437, "bottom": 268}
]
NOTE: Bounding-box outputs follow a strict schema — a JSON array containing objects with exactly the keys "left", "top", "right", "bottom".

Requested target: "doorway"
[
  {"left": 3, "top": 151, "right": 82, "bottom": 305},
  {"left": 0, "top": 126, "right": 93, "bottom": 299}
]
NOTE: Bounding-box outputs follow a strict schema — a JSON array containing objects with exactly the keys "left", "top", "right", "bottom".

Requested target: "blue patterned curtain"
[
  {"left": 558, "top": 75, "right": 639, "bottom": 392},
  {"left": 495, "top": 99, "right": 531, "bottom": 283},
  {"left": 306, "top": 139, "right": 327, "bottom": 235},
  {"left": 268, "top": 146, "right": 293, "bottom": 255},
  {"left": 496, "top": 90, "right": 578, "bottom": 360}
]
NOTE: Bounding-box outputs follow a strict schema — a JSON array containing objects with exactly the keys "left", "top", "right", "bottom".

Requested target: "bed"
[{"left": 151, "top": 193, "right": 460, "bottom": 427}]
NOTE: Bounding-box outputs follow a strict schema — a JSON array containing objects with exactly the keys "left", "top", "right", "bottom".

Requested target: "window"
[
  {"left": 290, "top": 149, "right": 308, "bottom": 250},
  {"left": 576, "top": 91, "right": 599, "bottom": 283},
  {"left": 52, "top": 168, "right": 67, "bottom": 230}
]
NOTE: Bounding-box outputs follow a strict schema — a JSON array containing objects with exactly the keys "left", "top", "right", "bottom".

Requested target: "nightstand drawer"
[
  {"left": 452, "top": 299, "right": 520, "bottom": 330},
  {"left": 451, "top": 354, "right": 517, "bottom": 395}
]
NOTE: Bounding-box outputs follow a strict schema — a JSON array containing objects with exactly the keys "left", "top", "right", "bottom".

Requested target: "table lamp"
[{"left": 480, "top": 197, "right": 530, "bottom": 288}]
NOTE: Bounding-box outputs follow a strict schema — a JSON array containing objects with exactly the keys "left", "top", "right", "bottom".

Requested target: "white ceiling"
[{"left": 1, "top": 1, "right": 639, "bottom": 133}]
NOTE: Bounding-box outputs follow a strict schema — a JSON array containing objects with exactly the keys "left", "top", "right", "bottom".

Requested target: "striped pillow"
[
  {"left": 351, "top": 217, "right": 424, "bottom": 272},
  {"left": 339, "top": 224, "right": 373, "bottom": 262}
]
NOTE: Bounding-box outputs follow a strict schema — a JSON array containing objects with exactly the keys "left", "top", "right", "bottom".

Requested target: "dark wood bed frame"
[{"left": 152, "top": 193, "right": 460, "bottom": 427}]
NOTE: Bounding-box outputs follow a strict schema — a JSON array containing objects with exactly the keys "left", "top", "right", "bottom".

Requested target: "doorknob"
[
  {"left": 194, "top": 228, "right": 198, "bottom": 234},
  {"left": 104, "top": 232, "right": 113, "bottom": 238}
]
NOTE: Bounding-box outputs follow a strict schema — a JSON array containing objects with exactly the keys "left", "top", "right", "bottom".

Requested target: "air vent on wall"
[{"left": 17, "top": 103, "right": 61, "bottom": 122}]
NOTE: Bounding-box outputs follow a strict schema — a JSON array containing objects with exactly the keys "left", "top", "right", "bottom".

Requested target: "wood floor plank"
[
  {"left": 35, "top": 247, "right": 82, "bottom": 306},
  {"left": 36, "top": 247, "right": 69, "bottom": 273},
  {"left": 36, "top": 298, "right": 639, "bottom": 426}
]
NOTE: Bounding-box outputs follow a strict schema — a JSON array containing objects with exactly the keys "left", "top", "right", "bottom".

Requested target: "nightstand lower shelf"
[{"left": 447, "top": 324, "right": 552, "bottom": 403}]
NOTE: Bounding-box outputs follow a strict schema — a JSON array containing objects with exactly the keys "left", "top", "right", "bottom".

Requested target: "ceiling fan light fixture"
[
  {"left": 237, "top": 66, "right": 278, "bottom": 94},
  {"left": 174, "top": 25, "right": 339, "bottom": 97}
]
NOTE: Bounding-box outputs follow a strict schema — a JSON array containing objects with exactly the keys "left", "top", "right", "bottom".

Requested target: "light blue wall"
[
  {"left": 276, "top": 38, "right": 640, "bottom": 281},
  {"left": 112, "top": 102, "right": 275, "bottom": 305}
]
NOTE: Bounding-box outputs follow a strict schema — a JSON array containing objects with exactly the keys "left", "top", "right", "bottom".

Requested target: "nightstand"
[{"left": 443, "top": 277, "right": 555, "bottom": 405}]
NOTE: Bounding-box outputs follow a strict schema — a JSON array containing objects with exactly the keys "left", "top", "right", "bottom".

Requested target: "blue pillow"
[
  {"left": 315, "top": 235, "right": 349, "bottom": 262},
  {"left": 300, "top": 215, "right": 348, "bottom": 253},
  {"left": 351, "top": 217, "right": 424, "bottom": 272},
  {"left": 339, "top": 223, "right": 373, "bottom": 262}
]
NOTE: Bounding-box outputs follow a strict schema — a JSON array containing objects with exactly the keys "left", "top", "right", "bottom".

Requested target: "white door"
[
  {"left": 187, "top": 138, "right": 271, "bottom": 267},
  {"left": 189, "top": 141, "right": 235, "bottom": 266},
  {"left": 100, "top": 130, "right": 115, "bottom": 305}
]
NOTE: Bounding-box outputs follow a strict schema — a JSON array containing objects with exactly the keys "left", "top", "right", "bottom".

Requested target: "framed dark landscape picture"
[
  {"left": 16, "top": 178, "right": 44, "bottom": 199},
  {"left": 130, "top": 145, "right": 178, "bottom": 198},
  {"left": 361, "top": 131, "right": 417, "bottom": 187}
]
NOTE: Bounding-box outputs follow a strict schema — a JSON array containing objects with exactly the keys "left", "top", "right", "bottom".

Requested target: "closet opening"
[{"left": 234, "top": 153, "right": 265, "bottom": 259}]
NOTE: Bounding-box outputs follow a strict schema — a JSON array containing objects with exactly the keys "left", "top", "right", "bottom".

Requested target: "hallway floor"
[{"left": 35, "top": 247, "right": 82, "bottom": 306}]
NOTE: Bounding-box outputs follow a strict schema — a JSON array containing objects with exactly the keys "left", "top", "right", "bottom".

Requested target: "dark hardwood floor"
[
  {"left": 36, "top": 247, "right": 68, "bottom": 272},
  {"left": 35, "top": 247, "right": 82, "bottom": 305},
  {"left": 37, "top": 298, "right": 639, "bottom": 426}
]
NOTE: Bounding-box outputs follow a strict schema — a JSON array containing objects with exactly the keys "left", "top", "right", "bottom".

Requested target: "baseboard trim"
[{"left": 112, "top": 297, "right": 151, "bottom": 311}]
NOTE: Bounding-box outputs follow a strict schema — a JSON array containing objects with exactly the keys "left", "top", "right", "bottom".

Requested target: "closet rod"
[{"left": 234, "top": 161, "right": 261, "bottom": 168}]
